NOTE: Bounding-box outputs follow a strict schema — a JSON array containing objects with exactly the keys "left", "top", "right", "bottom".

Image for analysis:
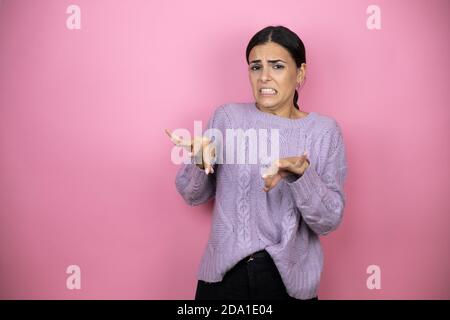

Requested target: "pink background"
[{"left": 0, "top": 0, "right": 449, "bottom": 299}]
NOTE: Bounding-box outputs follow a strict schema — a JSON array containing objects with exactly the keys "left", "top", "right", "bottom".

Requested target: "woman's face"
[{"left": 248, "top": 41, "right": 306, "bottom": 112}]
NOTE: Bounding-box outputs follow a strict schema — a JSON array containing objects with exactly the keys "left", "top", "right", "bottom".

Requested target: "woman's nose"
[{"left": 260, "top": 67, "right": 271, "bottom": 82}]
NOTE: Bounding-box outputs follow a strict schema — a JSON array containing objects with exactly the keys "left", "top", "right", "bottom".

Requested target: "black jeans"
[{"left": 195, "top": 250, "right": 318, "bottom": 300}]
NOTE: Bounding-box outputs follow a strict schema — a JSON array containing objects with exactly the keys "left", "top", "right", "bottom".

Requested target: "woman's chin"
[{"left": 256, "top": 101, "right": 278, "bottom": 110}]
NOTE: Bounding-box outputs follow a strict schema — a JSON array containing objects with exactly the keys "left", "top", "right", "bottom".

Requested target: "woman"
[{"left": 166, "top": 25, "right": 347, "bottom": 300}]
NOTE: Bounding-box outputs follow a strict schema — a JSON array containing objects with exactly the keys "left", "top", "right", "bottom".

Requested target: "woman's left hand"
[{"left": 262, "top": 152, "right": 310, "bottom": 192}]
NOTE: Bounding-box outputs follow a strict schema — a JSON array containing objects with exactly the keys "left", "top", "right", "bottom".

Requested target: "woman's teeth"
[{"left": 260, "top": 88, "right": 277, "bottom": 95}]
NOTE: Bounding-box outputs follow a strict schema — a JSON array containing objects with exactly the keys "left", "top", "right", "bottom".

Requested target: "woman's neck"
[{"left": 256, "top": 103, "right": 306, "bottom": 119}]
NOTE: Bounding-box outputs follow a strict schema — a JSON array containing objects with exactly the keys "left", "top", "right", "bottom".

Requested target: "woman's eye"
[{"left": 250, "top": 64, "right": 284, "bottom": 70}]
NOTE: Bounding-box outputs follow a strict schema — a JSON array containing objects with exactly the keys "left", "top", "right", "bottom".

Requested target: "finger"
[
  {"left": 203, "top": 141, "right": 216, "bottom": 174},
  {"left": 192, "top": 136, "right": 205, "bottom": 155},
  {"left": 262, "top": 175, "right": 273, "bottom": 191},
  {"left": 277, "top": 159, "right": 292, "bottom": 169},
  {"left": 202, "top": 136, "right": 211, "bottom": 144},
  {"left": 165, "top": 129, "right": 183, "bottom": 144},
  {"left": 165, "top": 128, "right": 181, "bottom": 144},
  {"left": 269, "top": 174, "right": 282, "bottom": 189},
  {"left": 164, "top": 128, "right": 172, "bottom": 139},
  {"left": 262, "top": 160, "right": 279, "bottom": 178},
  {"left": 179, "top": 139, "right": 194, "bottom": 150},
  {"left": 263, "top": 174, "right": 282, "bottom": 192},
  {"left": 263, "top": 172, "right": 278, "bottom": 189},
  {"left": 295, "top": 154, "right": 308, "bottom": 166},
  {"left": 204, "top": 154, "right": 213, "bottom": 174},
  {"left": 165, "top": 129, "right": 193, "bottom": 150}
]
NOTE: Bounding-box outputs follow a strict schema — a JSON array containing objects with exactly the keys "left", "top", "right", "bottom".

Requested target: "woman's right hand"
[{"left": 165, "top": 129, "right": 216, "bottom": 174}]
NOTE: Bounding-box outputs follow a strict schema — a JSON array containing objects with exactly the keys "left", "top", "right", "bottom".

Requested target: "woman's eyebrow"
[{"left": 250, "top": 59, "right": 287, "bottom": 64}]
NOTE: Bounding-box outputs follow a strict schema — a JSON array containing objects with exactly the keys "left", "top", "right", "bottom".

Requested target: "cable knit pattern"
[
  {"left": 237, "top": 162, "right": 252, "bottom": 251},
  {"left": 174, "top": 102, "right": 348, "bottom": 299}
]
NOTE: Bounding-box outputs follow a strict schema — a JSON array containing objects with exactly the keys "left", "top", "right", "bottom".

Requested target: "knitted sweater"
[{"left": 174, "top": 102, "right": 348, "bottom": 299}]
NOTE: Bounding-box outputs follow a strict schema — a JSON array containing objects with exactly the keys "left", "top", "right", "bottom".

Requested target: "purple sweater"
[{"left": 175, "top": 102, "right": 348, "bottom": 299}]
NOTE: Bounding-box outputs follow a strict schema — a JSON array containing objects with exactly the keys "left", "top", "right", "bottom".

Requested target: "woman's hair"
[{"left": 245, "top": 25, "right": 306, "bottom": 110}]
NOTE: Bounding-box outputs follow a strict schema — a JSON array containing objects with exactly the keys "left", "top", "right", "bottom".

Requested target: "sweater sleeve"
[
  {"left": 286, "top": 122, "right": 348, "bottom": 236},
  {"left": 175, "top": 162, "right": 216, "bottom": 206},
  {"left": 174, "top": 105, "right": 227, "bottom": 206}
]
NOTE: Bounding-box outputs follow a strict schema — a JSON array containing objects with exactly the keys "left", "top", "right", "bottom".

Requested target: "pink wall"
[{"left": 0, "top": 0, "right": 449, "bottom": 299}]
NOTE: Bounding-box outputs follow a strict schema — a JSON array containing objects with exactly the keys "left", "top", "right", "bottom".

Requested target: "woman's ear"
[{"left": 297, "top": 63, "right": 307, "bottom": 83}]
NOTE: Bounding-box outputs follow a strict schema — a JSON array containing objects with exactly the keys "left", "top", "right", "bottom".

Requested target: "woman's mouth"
[{"left": 259, "top": 88, "right": 277, "bottom": 96}]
